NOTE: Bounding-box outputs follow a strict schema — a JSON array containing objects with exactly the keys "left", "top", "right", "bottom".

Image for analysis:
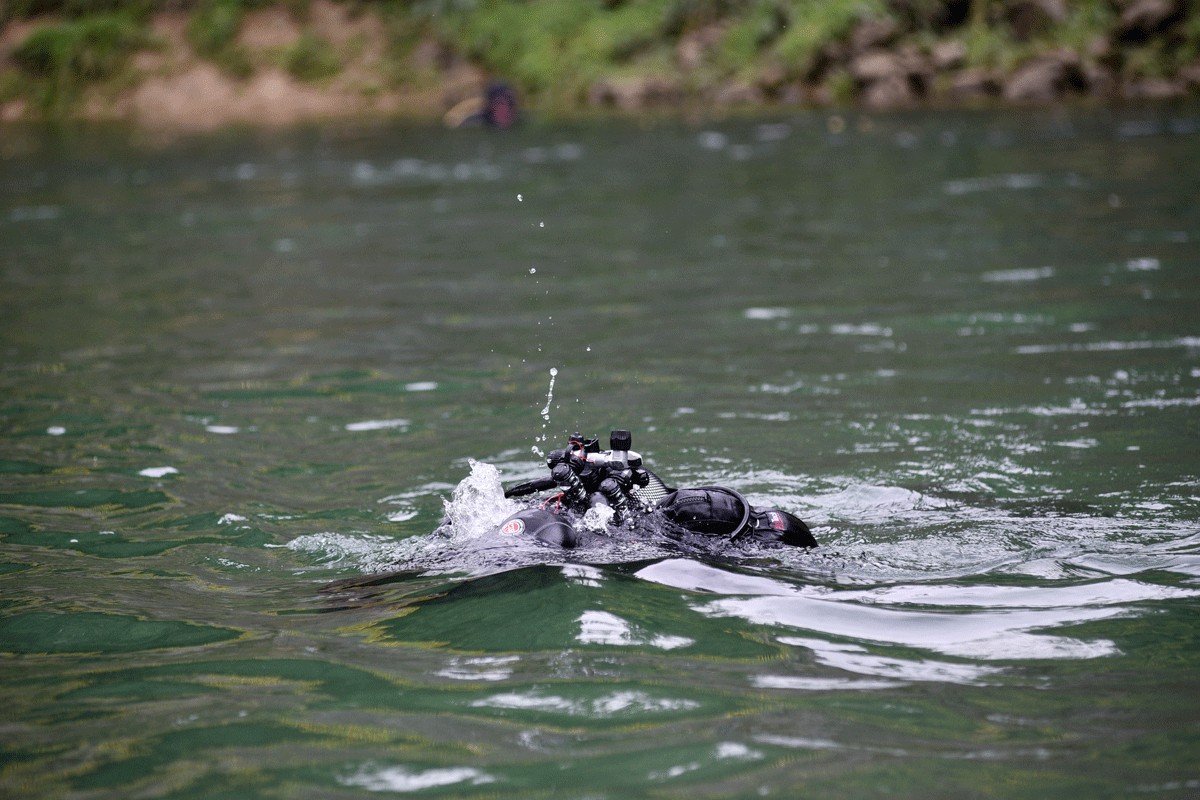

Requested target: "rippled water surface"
[{"left": 2, "top": 105, "right": 1199, "bottom": 798}]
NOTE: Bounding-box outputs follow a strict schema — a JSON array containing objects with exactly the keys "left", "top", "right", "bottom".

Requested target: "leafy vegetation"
[
  {"left": 423, "top": 0, "right": 895, "bottom": 109},
  {"left": 2, "top": 0, "right": 153, "bottom": 24},
  {"left": 429, "top": 0, "right": 644, "bottom": 107},
  {"left": 11, "top": 10, "right": 148, "bottom": 109},
  {"left": 185, "top": 0, "right": 254, "bottom": 77},
  {"left": 774, "top": 0, "right": 885, "bottom": 73},
  {"left": 1, "top": 0, "right": 1198, "bottom": 120},
  {"left": 279, "top": 28, "right": 340, "bottom": 81}
]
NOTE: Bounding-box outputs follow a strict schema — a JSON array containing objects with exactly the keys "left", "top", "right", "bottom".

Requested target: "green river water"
[{"left": 1, "top": 104, "right": 1198, "bottom": 799}]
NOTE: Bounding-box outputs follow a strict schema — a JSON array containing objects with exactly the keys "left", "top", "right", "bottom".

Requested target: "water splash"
[
  {"left": 286, "top": 461, "right": 681, "bottom": 576},
  {"left": 579, "top": 504, "right": 614, "bottom": 532},
  {"left": 439, "top": 460, "right": 520, "bottom": 538},
  {"left": 285, "top": 461, "right": 525, "bottom": 575},
  {"left": 532, "top": 367, "right": 558, "bottom": 458}
]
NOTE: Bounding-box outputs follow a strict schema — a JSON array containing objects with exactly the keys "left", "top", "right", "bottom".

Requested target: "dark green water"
[{"left": 2, "top": 104, "right": 1198, "bottom": 799}]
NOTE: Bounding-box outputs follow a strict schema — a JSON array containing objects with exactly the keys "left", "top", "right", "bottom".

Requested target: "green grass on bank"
[
  {"left": 182, "top": 0, "right": 337, "bottom": 80},
  {"left": 9, "top": 10, "right": 149, "bottom": 110},
  {"left": 2, "top": 0, "right": 1200, "bottom": 118},
  {"left": 427, "top": 0, "right": 894, "bottom": 107}
]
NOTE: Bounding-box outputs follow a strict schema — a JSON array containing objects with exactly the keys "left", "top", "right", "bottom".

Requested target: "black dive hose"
[{"left": 503, "top": 477, "right": 557, "bottom": 498}]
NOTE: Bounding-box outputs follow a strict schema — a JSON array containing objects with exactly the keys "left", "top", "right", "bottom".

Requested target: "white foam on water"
[
  {"left": 345, "top": 418, "right": 409, "bottom": 432},
  {"left": 577, "top": 610, "right": 693, "bottom": 650},
  {"left": 1125, "top": 256, "right": 1160, "bottom": 271},
  {"left": 829, "top": 323, "right": 893, "bottom": 336},
  {"left": 339, "top": 765, "right": 495, "bottom": 792},
  {"left": 471, "top": 689, "right": 698, "bottom": 717},
  {"left": 1122, "top": 396, "right": 1200, "bottom": 408},
  {"left": 752, "top": 675, "right": 902, "bottom": 691},
  {"left": 753, "top": 734, "right": 845, "bottom": 751},
  {"left": 1016, "top": 336, "right": 1200, "bottom": 355},
  {"left": 633, "top": 557, "right": 1200, "bottom": 672},
  {"left": 744, "top": 307, "right": 790, "bottom": 320},
  {"left": 1054, "top": 438, "right": 1099, "bottom": 449},
  {"left": 971, "top": 399, "right": 1109, "bottom": 417},
  {"left": 943, "top": 173, "right": 1045, "bottom": 195},
  {"left": 805, "top": 482, "right": 958, "bottom": 526},
  {"left": 834, "top": 579, "right": 1200, "bottom": 609},
  {"left": 714, "top": 741, "right": 762, "bottom": 760},
  {"left": 648, "top": 762, "right": 701, "bottom": 781},
  {"left": 285, "top": 531, "right": 402, "bottom": 569},
  {"left": 776, "top": 636, "right": 1002, "bottom": 684},
  {"left": 435, "top": 655, "right": 519, "bottom": 682},
  {"left": 138, "top": 466, "right": 178, "bottom": 478},
  {"left": 981, "top": 266, "right": 1056, "bottom": 283},
  {"left": 705, "top": 593, "right": 1123, "bottom": 661},
  {"left": 647, "top": 743, "right": 762, "bottom": 782}
]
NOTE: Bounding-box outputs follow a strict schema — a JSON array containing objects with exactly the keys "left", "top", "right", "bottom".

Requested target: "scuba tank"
[{"left": 655, "top": 486, "right": 817, "bottom": 548}]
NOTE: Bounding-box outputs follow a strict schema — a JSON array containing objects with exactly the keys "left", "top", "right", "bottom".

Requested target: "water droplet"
[{"left": 538, "top": 367, "right": 559, "bottom": 429}]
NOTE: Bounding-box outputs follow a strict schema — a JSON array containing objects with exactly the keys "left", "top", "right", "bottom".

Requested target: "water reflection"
[
  {"left": 340, "top": 765, "right": 496, "bottom": 793},
  {"left": 636, "top": 558, "right": 1182, "bottom": 664}
]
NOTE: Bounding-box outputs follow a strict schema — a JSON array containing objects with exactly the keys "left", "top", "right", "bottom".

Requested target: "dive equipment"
[{"left": 493, "top": 429, "right": 816, "bottom": 550}]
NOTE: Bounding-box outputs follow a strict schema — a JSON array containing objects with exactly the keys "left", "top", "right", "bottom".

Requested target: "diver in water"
[
  {"left": 443, "top": 82, "right": 519, "bottom": 129},
  {"left": 498, "top": 429, "right": 817, "bottom": 550}
]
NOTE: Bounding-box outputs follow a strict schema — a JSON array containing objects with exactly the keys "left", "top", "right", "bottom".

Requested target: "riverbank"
[{"left": 2, "top": 0, "right": 1199, "bottom": 132}]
